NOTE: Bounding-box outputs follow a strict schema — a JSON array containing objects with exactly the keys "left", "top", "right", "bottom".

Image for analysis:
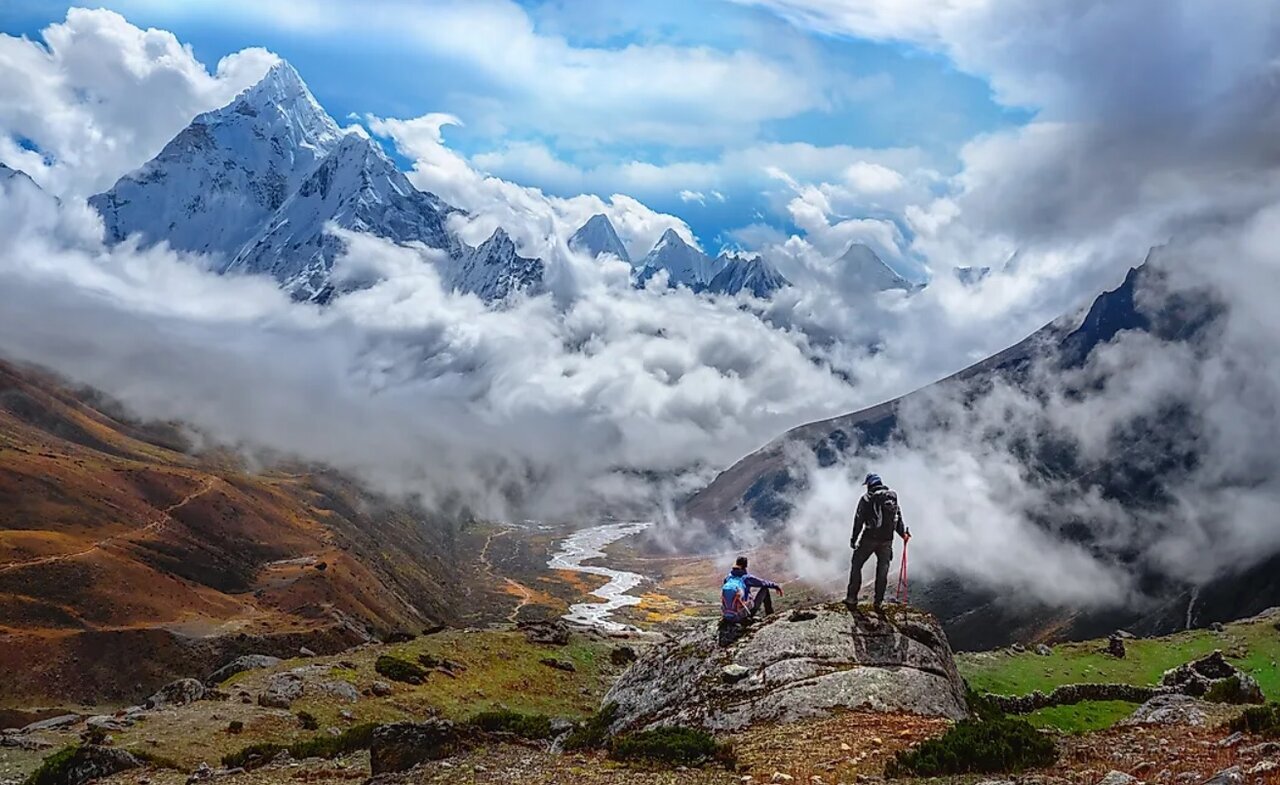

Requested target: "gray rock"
[
  {"left": 1099, "top": 771, "right": 1139, "bottom": 785},
  {"left": 605, "top": 603, "right": 968, "bottom": 733},
  {"left": 1217, "top": 732, "right": 1244, "bottom": 748},
  {"left": 1122, "top": 695, "right": 1211, "bottom": 727},
  {"left": 20, "top": 714, "right": 81, "bottom": 733},
  {"left": 317, "top": 681, "right": 360, "bottom": 702},
  {"left": 1247, "top": 762, "right": 1278, "bottom": 776},
  {"left": 298, "top": 647, "right": 317, "bottom": 658},
  {"left": 721, "top": 664, "right": 751, "bottom": 684},
  {"left": 1107, "top": 634, "right": 1127, "bottom": 658},
  {"left": 1200, "top": 767, "right": 1243, "bottom": 785},
  {"left": 145, "top": 678, "right": 205, "bottom": 709},
  {"left": 1035, "top": 644, "right": 1053, "bottom": 657},
  {"left": 370, "top": 720, "right": 466, "bottom": 774},
  {"left": 370, "top": 681, "right": 394, "bottom": 697},
  {"left": 86, "top": 715, "right": 132, "bottom": 732},
  {"left": 206, "top": 655, "right": 283, "bottom": 685},
  {"left": 1161, "top": 651, "right": 1264, "bottom": 704},
  {"left": 258, "top": 673, "right": 305, "bottom": 709},
  {"left": 46, "top": 745, "right": 140, "bottom": 785},
  {"left": 540, "top": 657, "right": 576, "bottom": 673},
  {"left": 0, "top": 732, "right": 53, "bottom": 751},
  {"left": 520, "top": 620, "right": 570, "bottom": 646}
]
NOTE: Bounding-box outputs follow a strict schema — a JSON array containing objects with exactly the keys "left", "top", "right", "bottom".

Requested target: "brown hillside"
[{"left": 0, "top": 359, "right": 491, "bottom": 707}]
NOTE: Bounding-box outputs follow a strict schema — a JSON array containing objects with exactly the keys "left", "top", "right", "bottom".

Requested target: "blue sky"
[{"left": 1, "top": 0, "right": 1029, "bottom": 255}]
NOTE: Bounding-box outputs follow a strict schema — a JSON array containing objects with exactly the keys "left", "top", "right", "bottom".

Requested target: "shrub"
[
  {"left": 562, "top": 703, "right": 619, "bottom": 751},
  {"left": 885, "top": 717, "right": 1057, "bottom": 778},
  {"left": 222, "top": 723, "right": 380, "bottom": 770},
  {"left": 608, "top": 726, "right": 734, "bottom": 769},
  {"left": 375, "top": 654, "right": 429, "bottom": 685},
  {"left": 965, "top": 686, "right": 1006, "bottom": 723},
  {"left": 23, "top": 745, "right": 79, "bottom": 785},
  {"left": 288, "top": 723, "right": 378, "bottom": 759},
  {"left": 296, "top": 711, "right": 320, "bottom": 731},
  {"left": 466, "top": 710, "right": 554, "bottom": 739},
  {"left": 1205, "top": 676, "right": 1256, "bottom": 705},
  {"left": 1229, "top": 703, "right": 1280, "bottom": 738},
  {"left": 221, "top": 742, "right": 286, "bottom": 770}
]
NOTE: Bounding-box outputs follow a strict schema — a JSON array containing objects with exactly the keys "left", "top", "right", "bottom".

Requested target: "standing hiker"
[
  {"left": 721, "top": 556, "right": 782, "bottom": 623},
  {"left": 844, "top": 473, "right": 910, "bottom": 613}
]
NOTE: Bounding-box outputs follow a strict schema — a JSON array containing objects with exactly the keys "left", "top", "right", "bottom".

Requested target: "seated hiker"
[
  {"left": 844, "top": 472, "right": 911, "bottom": 613},
  {"left": 721, "top": 556, "right": 782, "bottom": 623}
]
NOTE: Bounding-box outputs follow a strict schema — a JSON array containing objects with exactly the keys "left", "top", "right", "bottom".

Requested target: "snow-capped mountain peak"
[
  {"left": 446, "top": 227, "right": 545, "bottom": 301},
  {"left": 706, "top": 252, "right": 791, "bottom": 298},
  {"left": 637, "top": 228, "right": 717, "bottom": 290},
  {"left": 839, "top": 243, "right": 913, "bottom": 293},
  {"left": 569, "top": 214, "right": 630, "bottom": 263}
]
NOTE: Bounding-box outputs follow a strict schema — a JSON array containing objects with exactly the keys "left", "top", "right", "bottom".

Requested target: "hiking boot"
[
  {"left": 842, "top": 597, "right": 859, "bottom": 613},
  {"left": 873, "top": 602, "right": 886, "bottom": 616}
]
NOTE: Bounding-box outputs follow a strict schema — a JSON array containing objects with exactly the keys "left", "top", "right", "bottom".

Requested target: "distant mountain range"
[
  {"left": 86, "top": 61, "right": 797, "bottom": 304},
  {"left": 681, "top": 254, "right": 1276, "bottom": 648}
]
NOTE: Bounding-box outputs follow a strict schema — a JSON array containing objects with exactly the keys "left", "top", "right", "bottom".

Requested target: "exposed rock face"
[
  {"left": 144, "top": 678, "right": 205, "bottom": 708},
  {"left": 208, "top": 653, "right": 284, "bottom": 681},
  {"left": 370, "top": 720, "right": 466, "bottom": 774},
  {"left": 44, "top": 745, "right": 140, "bottom": 785},
  {"left": 519, "top": 620, "right": 570, "bottom": 646},
  {"left": 258, "top": 672, "right": 305, "bottom": 709},
  {"left": 1160, "top": 651, "right": 1264, "bottom": 704},
  {"left": 1121, "top": 694, "right": 1212, "bottom": 727},
  {"left": 604, "top": 604, "right": 968, "bottom": 733}
]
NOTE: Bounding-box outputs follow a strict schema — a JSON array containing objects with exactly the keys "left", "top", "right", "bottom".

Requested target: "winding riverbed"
[{"left": 547, "top": 521, "right": 653, "bottom": 633}]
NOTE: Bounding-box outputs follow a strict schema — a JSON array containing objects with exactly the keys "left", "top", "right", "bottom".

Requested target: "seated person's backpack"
[{"left": 721, "top": 573, "right": 750, "bottom": 620}]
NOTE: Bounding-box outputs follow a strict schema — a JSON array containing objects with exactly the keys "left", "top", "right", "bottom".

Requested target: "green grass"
[
  {"left": 1024, "top": 700, "right": 1142, "bottom": 734},
  {"left": 957, "top": 615, "right": 1280, "bottom": 703},
  {"left": 465, "top": 709, "right": 555, "bottom": 739},
  {"left": 23, "top": 745, "right": 79, "bottom": 785},
  {"left": 222, "top": 723, "right": 378, "bottom": 769}
]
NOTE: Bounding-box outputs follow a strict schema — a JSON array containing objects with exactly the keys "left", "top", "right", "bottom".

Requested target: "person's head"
[
  {"left": 734, "top": 556, "right": 749, "bottom": 570},
  {"left": 864, "top": 473, "right": 883, "bottom": 489}
]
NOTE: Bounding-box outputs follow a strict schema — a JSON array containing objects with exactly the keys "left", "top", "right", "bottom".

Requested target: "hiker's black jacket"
[{"left": 851, "top": 486, "right": 905, "bottom": 546}]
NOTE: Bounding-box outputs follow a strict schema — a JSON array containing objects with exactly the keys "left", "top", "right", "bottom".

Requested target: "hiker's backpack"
[
  {"left": 867, "top": 488, "right": 899, "bottom": 536},
  {"left": 721, "top": 574, "right": 749, "bottom": 619}
]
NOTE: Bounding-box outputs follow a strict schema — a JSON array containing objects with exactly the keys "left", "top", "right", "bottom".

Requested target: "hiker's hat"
[{"left": 864, "top": 473, "right": 882, "bottom": 487}]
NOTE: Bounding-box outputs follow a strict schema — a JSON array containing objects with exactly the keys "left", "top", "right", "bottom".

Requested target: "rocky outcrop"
[
  {"left": 1160, "top": 651, "right": 1264, "bottom": 704},
  {"left": 144, "top": 678, "right": 205, "bottom": 708},
  {"left": 207, "top": 655, "right": 283, "bottom": 685},
  {"left": 370, "top": 720, "right": 467, "bottom": 774},
  {"left": 604, "top": 604, "right": 968, "bottom": 733},
  {"left": 40, "top": 745, "right": 140, "bottom": 785},
  {"left": 258, "top": 672, "right": 305, "bottom": 709},
  {"left": 1121, "top": 695, "right": 1212, "bottom": 727}
]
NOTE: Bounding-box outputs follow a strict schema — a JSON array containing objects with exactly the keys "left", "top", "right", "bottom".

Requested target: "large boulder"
[
  {"left": 369, "top": 720, "right": 466, "bottom": 774},
  {"left": 144, "top": 678, "right": 205, "bottom": 709},
  {"left": 40, "top": 745, "right": 140, "bottom": 785},
  {"left": 604, "top": 603, "right": 968, "bottom": 733},
  {"left": 206, "top": 655, "right": 283, "bottom": 685},
  {"left": 258, "top": 673, "right": 305, "bottom": 709},
  {"left": 1160, "top": 651, "right": 1264, "bottom": 704}
]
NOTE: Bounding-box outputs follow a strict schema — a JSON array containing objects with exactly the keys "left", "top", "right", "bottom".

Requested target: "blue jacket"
[{"left": 727, "top": 566, "right": 779, "bottom": 600}]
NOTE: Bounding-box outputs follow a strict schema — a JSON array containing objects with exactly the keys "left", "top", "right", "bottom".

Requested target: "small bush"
[
  {"left": 375, "top": 654, "right": 429, "bottom": 685},
  {"left": 296, "top": 711, "right": 320, "bottom": 731},
  {"left": 288, "top": 723, "right": 378, "bottom": 759},
  {"left": 227, "top": 720, "right": 244, "bottom": 734},
  {"left": 221, "top": 742, "right": 286, "bottom": 770},
  {"left": 1229, "top": 703, "right": 1280, "bottom": 738},
  {"left": 23, "top": 745, "right": 79, "bottom": 785},
  {"left": 222, "top": 723, "right": 380, "bottom": 770},
  {"left": 1205, "top": 676, "right": 1255, "bottom": 705},
  {"left": 467, "top": 710, "right": 554, "bottom": 739},
  {"left": 608, "top": 726, "right": 734, "bottom": 769},
  {"left": 965, "top": 687, "right": 1006, "bottom": 723},
  {"left": 885, "top": 717, "right": 1057, "bottom": 777},
  {"left": 563, "top": 703, "right": 619, "bottom": 751}
]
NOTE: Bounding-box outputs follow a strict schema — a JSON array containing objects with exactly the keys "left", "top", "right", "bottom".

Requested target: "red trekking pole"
[{"left": 897, "top": 537, "right": 909, "bottom": 605}]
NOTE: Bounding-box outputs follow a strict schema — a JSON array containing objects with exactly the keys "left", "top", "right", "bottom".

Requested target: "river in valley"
[{"left": 547, "top": 521, "right": 653, "bottom": 633}]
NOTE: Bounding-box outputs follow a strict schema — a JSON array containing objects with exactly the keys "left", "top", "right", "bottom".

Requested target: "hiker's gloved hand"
[
  {"left": 850, "top": 537, "right": 857, "bottom": 549},
  {"left": 775, "top": 586, "right": 783, "bottom": 596},
  {"left": 902, "top": 527, "right": 912, "bottom": 542}
]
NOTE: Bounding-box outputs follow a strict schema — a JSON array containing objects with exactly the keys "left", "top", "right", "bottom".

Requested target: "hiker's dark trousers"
[
  {"left": 750, "top": 587, "right": 775, "bottom": 617},
  {"left": 846, "top": 539, "right": 893, "bottom": 605}
]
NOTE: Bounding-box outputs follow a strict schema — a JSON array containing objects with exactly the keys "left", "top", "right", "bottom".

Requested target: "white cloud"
[
  {"left": 679, "top": 190, "right": 706, "bottom": 205},
  {"left": 122, "top": 0, "right": 834, "bottom": 147},
  {"left": 0, "top": 8, "right": 276, "bottom": 196}
]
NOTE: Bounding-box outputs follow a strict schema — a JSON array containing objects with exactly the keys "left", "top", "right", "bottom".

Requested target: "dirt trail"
[
  {"left": 475, "top": 527, "right": 541, "bottom": 622},
  {"left": 0, "top": 475, "right": 219, "bottom": 574}
]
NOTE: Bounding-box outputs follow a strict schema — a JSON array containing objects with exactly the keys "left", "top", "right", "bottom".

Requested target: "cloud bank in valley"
[{"left": 2, "top": 3, "right": 1280, "bottom": 619}]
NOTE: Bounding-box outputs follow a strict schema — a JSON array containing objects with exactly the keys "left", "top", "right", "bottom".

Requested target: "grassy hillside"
[{"left": 957, "top": 608, "right": 1280, "bottom": 732}]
